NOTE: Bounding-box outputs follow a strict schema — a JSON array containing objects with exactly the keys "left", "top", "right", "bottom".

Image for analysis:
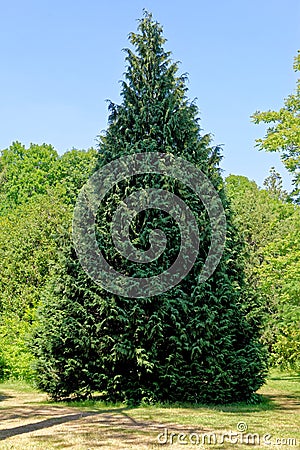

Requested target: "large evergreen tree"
[{"left": 32, "top": 12, "right": 267, "bottom": 403}]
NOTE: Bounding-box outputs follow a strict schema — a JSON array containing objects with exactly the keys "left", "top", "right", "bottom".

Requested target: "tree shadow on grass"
[
  {"left": 209, "top": 388, "right": 299, "bottom": 414},
  {"left": 210, "top": 396, "right": 277, "bottom": 414},
  {"left": 0, "top": 407, "right": 132, "bottom": 441},
  {"left": 270, "top": 377, "right": 300, "bottom": 381},
  {"left": 0, "top": 392, "right": 13, "bottom": 403},
  {"left": 158, "top": 390, "right": 299, "bottom": 414},
  {"left": 268, "top": 372, "right": 300, "bottom": 382}
]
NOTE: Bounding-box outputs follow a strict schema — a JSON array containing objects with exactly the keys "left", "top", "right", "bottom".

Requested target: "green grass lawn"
[{"left": 0, "top": 370, "right": 299, "bottom": 449}]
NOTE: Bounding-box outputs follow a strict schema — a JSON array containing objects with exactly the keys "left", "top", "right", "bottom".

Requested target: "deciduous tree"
[{"left": 251, "top": 51, "right": 300, "bottom": 202}]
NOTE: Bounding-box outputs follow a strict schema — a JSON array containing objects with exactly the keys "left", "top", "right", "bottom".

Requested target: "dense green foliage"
[
  {"left": 0, "top": 142, "right": 97, "bottom": 214},
  {"left": 32, "top": 12, "right": 267, "bottom": 404},
  {"left": 0, "top": 144, "right": 97, "bottom": 380},
  {"left": 251, "top": 51, "right": 300, "bottom": 202},
  {"left": 226, "top": 174, "right": 300, "bottom": 370}
]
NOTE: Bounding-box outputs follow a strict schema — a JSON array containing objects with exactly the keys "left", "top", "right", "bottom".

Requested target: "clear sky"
[{"left": 1, "top": 0, "right": 299, "bottom": 189}]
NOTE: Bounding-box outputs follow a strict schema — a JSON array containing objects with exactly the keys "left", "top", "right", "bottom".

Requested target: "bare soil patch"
[
  {"left": 0, "top": 387, "right": 201, "bottom": 449},
  {"left": 0, "top": 377, "right": 299, "bottom": 449}
]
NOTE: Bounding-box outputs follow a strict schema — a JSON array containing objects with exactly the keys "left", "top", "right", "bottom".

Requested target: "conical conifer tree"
[{"left": 32, "top": 11, "right": 267, "bottom": 403}]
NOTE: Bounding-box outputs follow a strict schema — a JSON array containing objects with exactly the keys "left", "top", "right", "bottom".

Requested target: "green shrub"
[{"left": 0, "top": 316, "right": 35, "bottom": 382}]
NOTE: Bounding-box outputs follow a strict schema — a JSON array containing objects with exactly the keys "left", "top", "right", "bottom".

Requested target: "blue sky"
[{"left": 1, "top": 0, "right": 299, "bottom": 189}]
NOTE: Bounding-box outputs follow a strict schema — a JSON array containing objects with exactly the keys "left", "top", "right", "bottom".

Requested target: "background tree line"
[{"left": 0, "top": 143, "right": 98, "bottom": 380}]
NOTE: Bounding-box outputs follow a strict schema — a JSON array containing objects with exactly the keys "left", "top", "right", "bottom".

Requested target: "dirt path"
[
  {"left": 0, "top": 387, "right": 197, "bottom": 449},
  {"left": 0, "top": 382, "right": 299, "bottom": 449}
]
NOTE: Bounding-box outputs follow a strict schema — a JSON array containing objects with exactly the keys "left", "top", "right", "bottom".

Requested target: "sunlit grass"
[{"left": 0, "top": 369, "right": 299, "bottom": 449}]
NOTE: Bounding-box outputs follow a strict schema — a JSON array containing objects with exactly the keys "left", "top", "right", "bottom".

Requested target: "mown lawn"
[{"left": 0, "top": 370, "right": 299, "bottom": 449}]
